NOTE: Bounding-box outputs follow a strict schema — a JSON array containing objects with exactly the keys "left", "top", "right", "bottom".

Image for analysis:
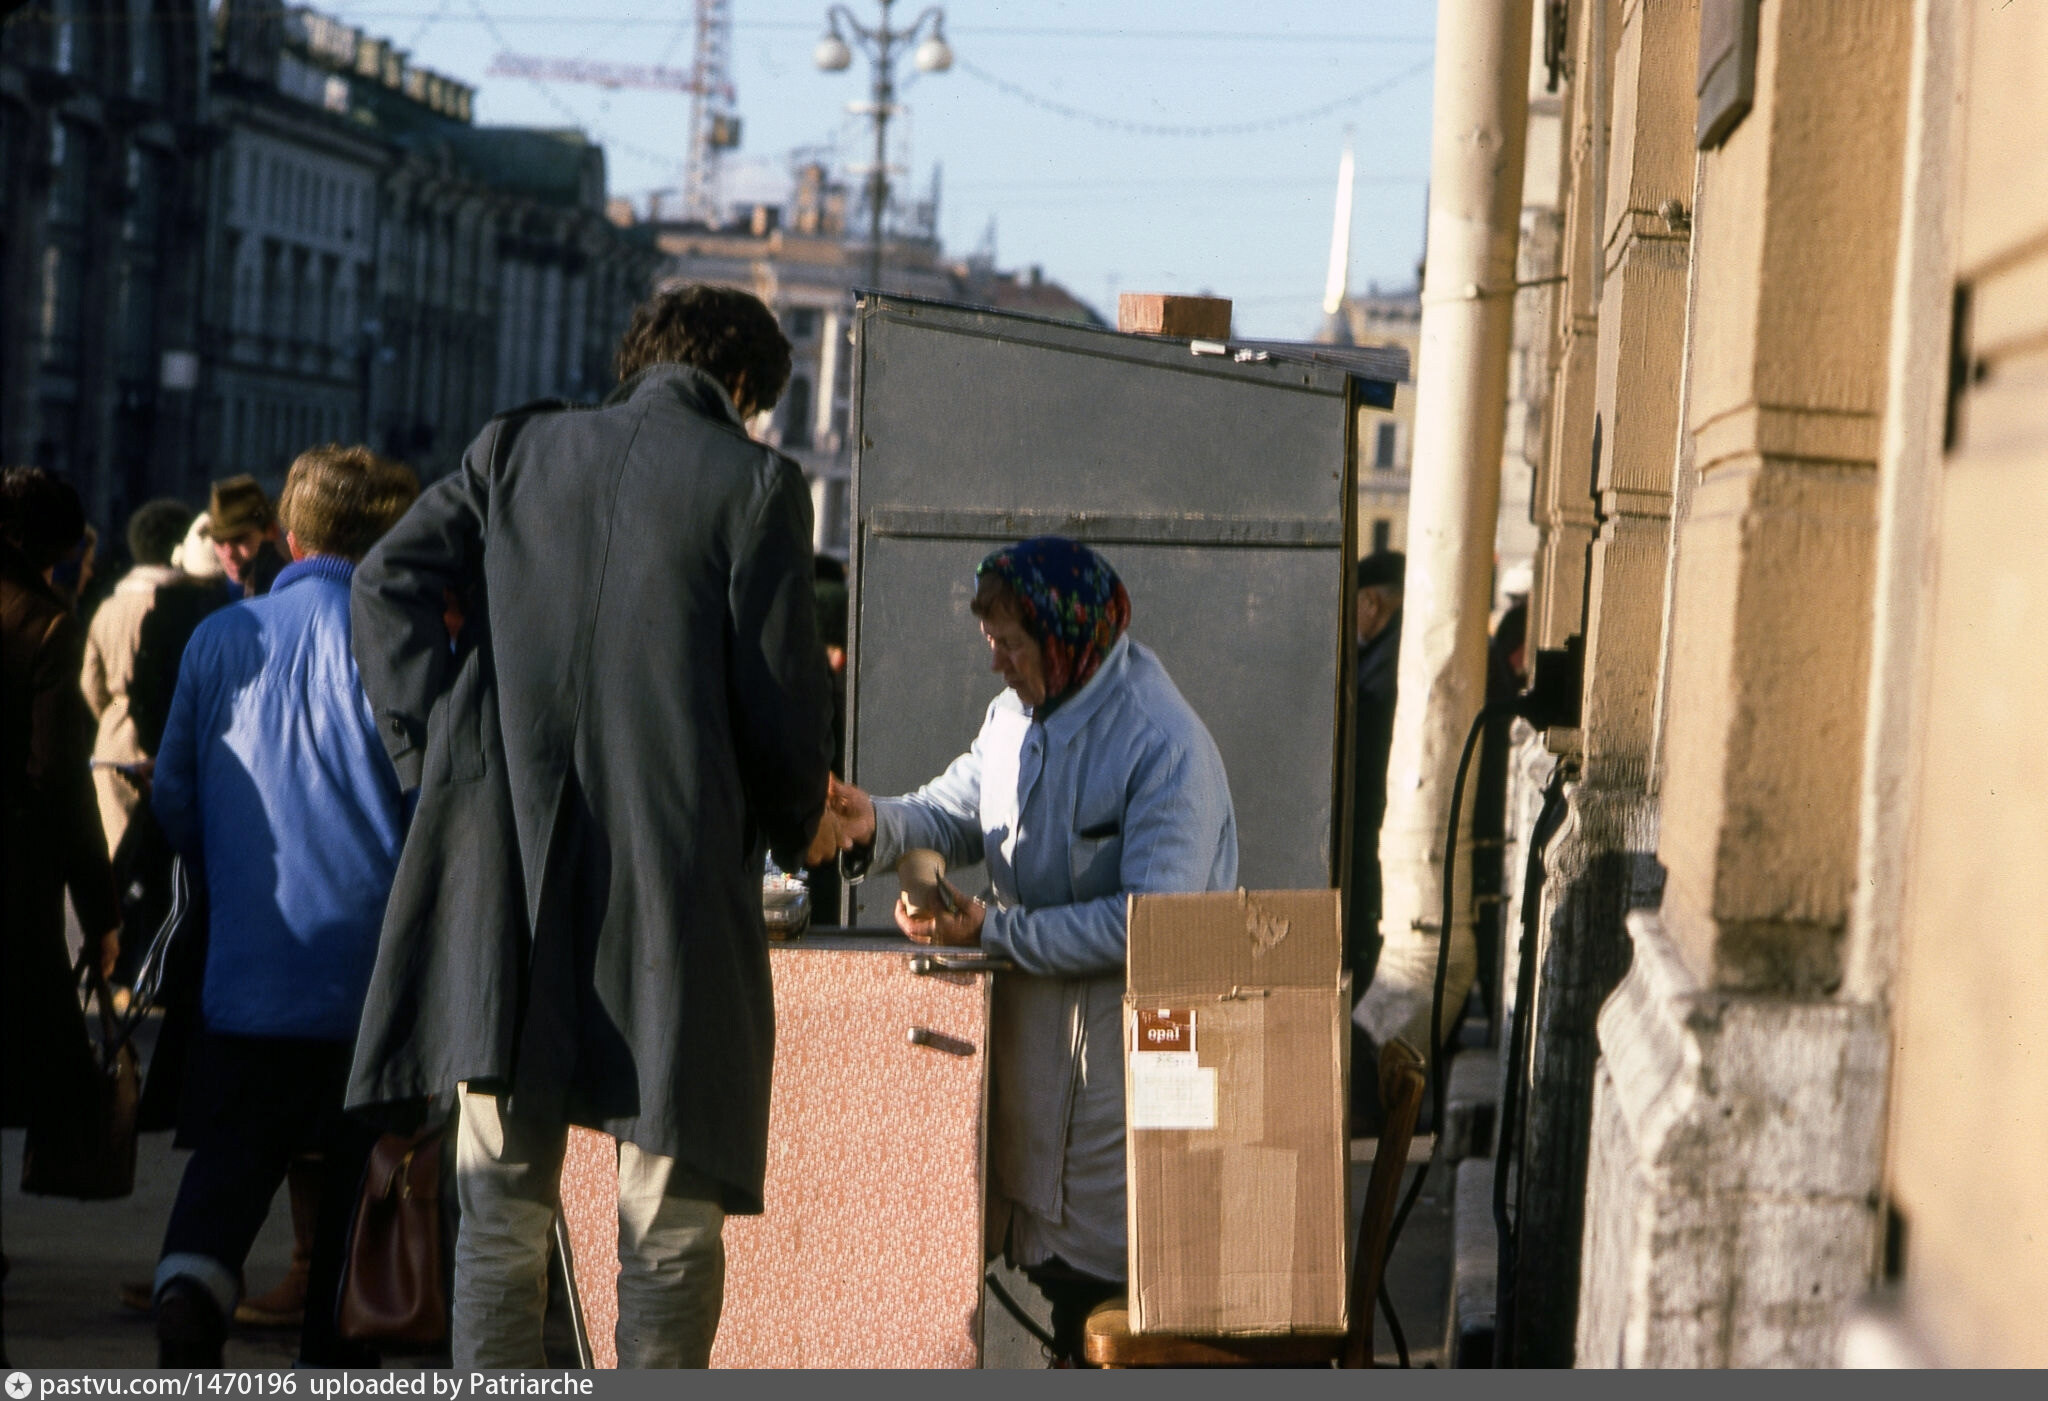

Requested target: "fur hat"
[{"left": 173, "top": 512, "right": 226, "bottom": 579}]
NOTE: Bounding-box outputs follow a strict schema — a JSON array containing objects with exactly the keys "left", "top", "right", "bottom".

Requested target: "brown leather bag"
[{"left": 338, "top": 1128, "right": 447, "bottom": 1345}]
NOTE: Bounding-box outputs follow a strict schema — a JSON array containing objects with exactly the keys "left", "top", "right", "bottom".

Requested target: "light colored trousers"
[{"left": 453, "top": 1086, "right": 726, "bottom": 1369}]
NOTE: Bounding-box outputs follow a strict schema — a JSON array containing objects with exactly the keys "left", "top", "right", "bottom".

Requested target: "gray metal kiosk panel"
[
  {"left": 855, "top": 300, "right": 1350, "bottom": 521},
  {"left": 845, "top": 297, "right": 1363, "bottom": 926}
]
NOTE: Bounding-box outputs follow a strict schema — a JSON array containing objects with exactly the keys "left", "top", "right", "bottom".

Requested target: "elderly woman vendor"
[{"left": 829, "top": 536, "right": 1236, "bottom": 1362}]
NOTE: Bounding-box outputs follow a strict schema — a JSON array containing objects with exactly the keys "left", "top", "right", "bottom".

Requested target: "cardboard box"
[
  {"left": 1124, "top": 889, "right": 1350, "bottom": 1336},
  {"left": 1115, "top": 292, "right": 1234, "bottom": 340}
]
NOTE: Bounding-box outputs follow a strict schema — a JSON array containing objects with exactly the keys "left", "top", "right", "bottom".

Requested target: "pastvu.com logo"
[{"left": 6, "top": 1370, "right": 33, "bottom": 1399}]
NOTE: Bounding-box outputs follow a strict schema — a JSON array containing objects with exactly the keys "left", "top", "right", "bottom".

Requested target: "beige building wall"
[
  {"left": 1577, "top": 0, "right": 1915, "bottom": 1368},
  {"left": 1851, "top": 0, "right": 2048, "bottom": 1370},
  {"left": 1437, "top": 0, "right": 2043, "bottom": 1369}
]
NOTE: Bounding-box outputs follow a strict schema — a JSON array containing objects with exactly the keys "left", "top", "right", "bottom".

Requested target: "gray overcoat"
[{"left": 346, "top": 364, "right": 834, "bottom": 1213}]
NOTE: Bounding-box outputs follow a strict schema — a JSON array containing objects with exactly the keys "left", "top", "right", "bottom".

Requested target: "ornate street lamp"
[{"left": 813, "top": 0, "right": 952, "bottom": 289}]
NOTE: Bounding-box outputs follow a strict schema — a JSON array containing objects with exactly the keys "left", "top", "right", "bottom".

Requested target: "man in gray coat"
[{"left": 349, "top": 285, "right": 838, "bottom": 1367}]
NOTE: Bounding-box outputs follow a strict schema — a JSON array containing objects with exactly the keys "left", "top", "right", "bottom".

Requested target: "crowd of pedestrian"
[{"left": 0, "top": 285, "right": 871, "bottom": 1371}]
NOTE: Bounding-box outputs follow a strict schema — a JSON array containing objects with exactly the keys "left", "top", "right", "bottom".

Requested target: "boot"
[
  {"left": 157, "top": 1278, "right": 226, "bottom": 1367},
  {"left": 235, "top": 1158, "right": 318, "bottom": 1328}
]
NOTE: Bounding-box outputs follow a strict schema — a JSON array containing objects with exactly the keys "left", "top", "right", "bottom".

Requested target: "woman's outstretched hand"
[
  {"left": 827, "top": 774, "right": 876, "bottom": 849},
  {"left": 896, "top": 882, "right": 985, "bottom": 946}
]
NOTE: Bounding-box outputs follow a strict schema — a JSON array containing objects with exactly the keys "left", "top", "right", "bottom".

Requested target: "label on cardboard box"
[
  {"left": 1129, "top": 1055, "right": 1218, "bottom": 1131},
  {"left": 1130, "top": 1008, "right": 1214, "bottom": 1129},
  {"left": 1134, "top": 1007, "right": 1194, "bottom": 1055}
]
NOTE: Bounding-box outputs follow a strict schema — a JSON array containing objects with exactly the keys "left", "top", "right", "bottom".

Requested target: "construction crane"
[{"left": 487, "top": 0, "right": 739, "bottom": 224}]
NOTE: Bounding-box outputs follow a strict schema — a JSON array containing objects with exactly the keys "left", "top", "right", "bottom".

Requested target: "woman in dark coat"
[{"left": 1, "top": 468, "right": 121, "bottom": 1135}]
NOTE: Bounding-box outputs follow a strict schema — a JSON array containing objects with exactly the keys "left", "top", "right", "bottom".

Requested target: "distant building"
[
  {"left": 1, "top": 0, "right": 213, "bottom": 524},
  {"left": 1321, "top": 286, "right": 1420, "bottom": 559},
  {"left": 206, "top": 2, "right": 387, "bottom": 488},
  {"left": 203, "top": 3, "right": 660, "bottom": 486},
  {"left": 640, "top": 161, "right": 1102, "bottom": 558},
  {"left": 1347, "top": 290, "right": 1420, "bottom": 559},
  {"left": 2, "top": 0, "right": 658, "bottom": 530}
]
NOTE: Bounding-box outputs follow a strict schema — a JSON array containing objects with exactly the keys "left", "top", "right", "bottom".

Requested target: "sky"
[{"left": 319, "top": 0, "right": 1441, "bottom": 339}]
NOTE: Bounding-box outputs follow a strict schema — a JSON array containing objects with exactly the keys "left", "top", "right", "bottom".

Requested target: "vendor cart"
[
  {"left": 557, "top": 934, "right": 1000, "bottom": 1368},
  {"left": 555, "top": 296, "right": 1398, "bottom": 1366}
]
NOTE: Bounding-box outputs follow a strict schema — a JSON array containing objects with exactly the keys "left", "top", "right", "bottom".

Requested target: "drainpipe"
[{"left": 1356, "top": 0, "right": 1535, "bottom": 1057}]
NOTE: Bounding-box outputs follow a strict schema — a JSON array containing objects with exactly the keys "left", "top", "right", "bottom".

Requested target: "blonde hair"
[{"left": 277, "top": 445, "right": 420, "bottom": 561}]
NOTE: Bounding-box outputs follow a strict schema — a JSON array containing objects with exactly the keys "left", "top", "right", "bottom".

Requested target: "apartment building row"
[{"left": 1, "top": 0, "right": 658, "bottom": 527}]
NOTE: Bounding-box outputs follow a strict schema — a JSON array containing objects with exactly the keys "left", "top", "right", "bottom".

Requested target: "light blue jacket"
[
  {"left": 865, "top": 635, "right": 1236, "bottom": 1277},
  {"left": 153, "top": 557, "right": 405, "bottom": 1042}
]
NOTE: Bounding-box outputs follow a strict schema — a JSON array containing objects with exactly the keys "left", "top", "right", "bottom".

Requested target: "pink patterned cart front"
[{"left": 558, "top": 939, "right": 994, "bottom": 1368}]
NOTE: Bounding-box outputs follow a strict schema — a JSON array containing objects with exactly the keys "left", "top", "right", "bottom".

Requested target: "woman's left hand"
[{"left": 896, "top": 882, "right": 985, "bottom": 946}]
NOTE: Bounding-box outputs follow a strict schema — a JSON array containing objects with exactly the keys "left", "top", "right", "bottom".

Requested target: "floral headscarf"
[{"left": 975, "top": 536, "right": 1132, "bottom": 714}]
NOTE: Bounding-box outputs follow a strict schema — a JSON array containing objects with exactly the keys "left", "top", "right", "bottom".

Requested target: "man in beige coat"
[{"left": 82, "top": 499, "right": 197, "bottom": 855}]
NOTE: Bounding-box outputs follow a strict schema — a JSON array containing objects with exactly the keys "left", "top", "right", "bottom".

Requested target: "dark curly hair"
[
  {"left": 127, "top": 497, "right": 195, "bottom": 567},
  {"left": 613, "top": 283, "right": 792, "bottom": 413},
  {"left": 0, "top": 466, "right": 88, "bottom": 572}
]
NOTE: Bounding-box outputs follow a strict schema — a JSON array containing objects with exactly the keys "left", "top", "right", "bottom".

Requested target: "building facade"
[
  {"left": 204, "top": 3, "right": 383, "bottom": 485},
  {"left": 1438, "top": 0, "right": 2048, "bottom": 1369},
  {"left": 3, "top": 0, "right": 657, "bottom": 526},
  {"left": 202, "top": 3, "right": 659, "bottom": 486},
  {"left": 1, "top": 0, "right": 212, "bottom": 523}
]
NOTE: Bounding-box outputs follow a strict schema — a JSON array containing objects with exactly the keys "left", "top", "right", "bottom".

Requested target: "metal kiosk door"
[{"left": 845, "top": 294, "right": 1393, "bottom": 917}]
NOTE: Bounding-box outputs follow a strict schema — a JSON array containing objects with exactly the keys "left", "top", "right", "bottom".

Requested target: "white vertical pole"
[{"left": 1358, "top": 0, "right": 1535, "bottom": 1055}]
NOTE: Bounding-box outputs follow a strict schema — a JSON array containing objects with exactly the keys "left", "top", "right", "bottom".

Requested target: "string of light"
[{"left": 951, "top": 55, "right": 1434, "bottom": 138}]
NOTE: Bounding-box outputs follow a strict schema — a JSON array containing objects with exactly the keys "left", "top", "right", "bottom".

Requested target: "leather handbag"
[
  {"left": 338, "top": 1127, "right": 448, "bottom": 1346},
  {"left": 20, "top": 954, "right": 140, "bottom": 1200}
]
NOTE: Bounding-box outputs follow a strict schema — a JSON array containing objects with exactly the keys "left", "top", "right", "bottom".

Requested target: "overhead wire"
[
  {"left": 951, "top": 54, "right": 1433, "bottom": 138},
  {"left": 947, "top": 174, "right": 1426, "bottom": 193},
  {"left": 23, "top": 9, "right": 1431, "bottom": 45},
  {"left": 281, "top": 13, "right": 1438, "bottom": 44},
  {"left": 457, "top": 0, "right": 684, "bottom": 172},
  {"left": 401, "top": 0, "right": 454, "bottom": 51}
]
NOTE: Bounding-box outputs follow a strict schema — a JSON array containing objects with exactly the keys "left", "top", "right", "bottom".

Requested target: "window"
[
  {"left": 262, "top": 241, "right": 284, "bottom": 334},
  {"left": 1372, "top": 519, "right": 1392, "bottom": 553},
  {"left": 781, "top": 376, "right": 813, "bottom": 449},
  {"left": 40, "top": 121, "right": 88, "bottom": 370},
  {"left": 128, "top": 0, "right": 164, "bottom": 98},
  {"left": 117, "top": 264, "right": 156, "bottom": 380},
  {"left": 785, "top": 307, "right": 819, "bottom": 340},
  {"left": 52, "top": 0, "right": 91, "bottom": 76},
  {"left": 1374, "top": 421, "right": 1398, "bottom": 470},
  {"left": 124, "top": 147, "right": 162, "bottom": 249}
]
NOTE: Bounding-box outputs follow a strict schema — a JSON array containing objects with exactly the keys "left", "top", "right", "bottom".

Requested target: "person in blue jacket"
[
  {"left": 148, "top": 445, "right": 419, "bottom": 1368},
  {"left": 829, "top": 537, "right": 1238, "bottom": 1364}
]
